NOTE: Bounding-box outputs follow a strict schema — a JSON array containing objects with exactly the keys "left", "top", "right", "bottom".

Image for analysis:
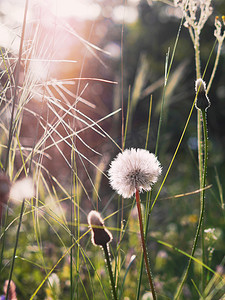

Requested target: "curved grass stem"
[
  {"left": 6, "top": 199, "right": 25, "bottom": 300},
  {"left": 135, "top": 189, "right": 157, "bottom": 300},
  {"left": 4, "top": 0, "right": 29, "bottom": 172},
  {"left": 201, "top": 110, "right": 208, "bottom": 291},
  {"left": 207, "top": 41, "right": 223, "bottom": 94},
  {"left": 174, "top": 109, "right": 208, "bottom": 299},
  {"left": 102, "top": 244, "right": 118, "bottom": 300}
]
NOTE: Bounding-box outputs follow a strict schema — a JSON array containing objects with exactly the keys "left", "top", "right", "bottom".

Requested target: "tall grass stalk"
[
  {"left": 5, "top": 199, "right": 25, "bottom": 300},
  {"left": 174, "top": 80, "right": 211, "bottom": 299},
  {"left": 201, "top": 109, "right": 209, "bottom": 290},
  {"left": 136, "top": 15, "right": 184, "bottom": 298},
  {"left": 4, "top": 0, "right": 29, "bottom": 172},
  {"left": 102, "top": 244, "right": 118, "bottom": 300},
  {"left": 173, "top": 1, "right": 220, "bottom": 296}
]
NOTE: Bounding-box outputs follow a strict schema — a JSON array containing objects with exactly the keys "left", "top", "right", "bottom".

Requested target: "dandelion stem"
[
  {"left": 102, "top": 244, "right": 118, "bottom": 300},
  {"left": 135, "top": 189, "right": 157, "bottom": 300},
  {"left": 6, "top": 199, "right": 25, "bottom": 300}
]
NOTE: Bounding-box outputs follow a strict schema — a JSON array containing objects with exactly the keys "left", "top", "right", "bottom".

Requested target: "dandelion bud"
[
  {"left": 87, "top": 210, "right": 112, "bottom": 247},
  {"left": 195, "top": 78, "right": 211, "bottom": 111}
]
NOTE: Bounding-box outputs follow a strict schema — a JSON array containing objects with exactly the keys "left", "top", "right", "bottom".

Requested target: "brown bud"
[
  {"left": 87, "top": 210, "right": 112, "bottom": 247},
  {"left": 195, "top": 78, "right": 211, "bottom": 111}
]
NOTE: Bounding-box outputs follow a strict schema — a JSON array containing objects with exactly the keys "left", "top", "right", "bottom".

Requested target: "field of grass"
[{"left": 0, "top": 0, "right": 224, "bottom": 299}]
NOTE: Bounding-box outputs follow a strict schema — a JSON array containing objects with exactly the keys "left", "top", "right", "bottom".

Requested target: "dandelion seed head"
[
  {"left": 87, "top": 210, "right": 113, "bottom": 247},
  {"left": 108, "top": 148, "right": 162, "bottom": 198}
]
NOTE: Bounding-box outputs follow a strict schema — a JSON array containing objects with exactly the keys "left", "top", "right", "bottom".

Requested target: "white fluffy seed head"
[{"left": 108, "top": 148, "right": 162, "bottom": 198}]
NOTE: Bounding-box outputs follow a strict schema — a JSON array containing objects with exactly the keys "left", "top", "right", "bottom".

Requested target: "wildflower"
[
  {"left": 195, "top": 78, "right": 210, "bottom": 111},
  {"left": 214, "top": 16, "right": 225, "bottom": 43},
  {"left": 87, "top": 210, "right": 112, "bottom": 247},
  {"left": 204, "top": 227, "right": 221, "bottom": 243},
  {"left": 108, "top": 148, "right": 162, "bottom": 198}
]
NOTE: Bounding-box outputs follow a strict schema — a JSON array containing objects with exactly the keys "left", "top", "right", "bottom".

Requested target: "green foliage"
[{"left": 0, "top": 0, "right": 225, "bottom": 299}]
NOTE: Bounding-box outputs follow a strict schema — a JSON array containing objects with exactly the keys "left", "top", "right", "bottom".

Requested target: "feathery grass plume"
[
  {"left": 3, "top": 280, "right": 17, "bottom": 300},
  {"left": 195, "top": 78, "right": 211, "bottom": 111},
  {"left": 87, "top": 210, "right": 117, "bottom": 300},
  {"left": 87, "top": 210, "right": 112, "bottom": 247},
  {"left": 108, "top": 148, "right": 162, "bottom": 198}
]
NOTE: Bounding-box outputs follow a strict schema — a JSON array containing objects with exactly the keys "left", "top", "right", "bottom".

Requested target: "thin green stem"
[
  {"left": 174, "top": 109, "right": 208, "bottom": 299},
  {"left": 102, "top": 244, "right": 118, "bottom": 300},
  {"left": 6, "top": 199, "right": 25, "bottom": 300},
  {"left": 194, "top": 31, "right": 201, "bottom": 79},
  {"left": 136, "top": 17, "right": 184, "bottom": 298},
  {"left": 0, "top": 205, "right": 9, "bottom": 278},
  {"left": 201, "top": 110, "right": 208, "bottom": 291},
  {"left": 145, "top": 96, "right": 152, "bottom": 150},
  {"left": 70, "top": 185, "right": 73, "bottom": 300},
  {"left": 174, "top": 187, "right": 204, "bottom": 298},
  {"left": 174, "top": 28, "right": 204, "bottom": 299},
  {"left": 155, "top": 49, "right": 169, "bottom": 156},
  {"left": 135, "top": 189, "right": 157, "bottom": 300},
  {"left": 207, "top": 41, "right": 222, "bottom": 94}
]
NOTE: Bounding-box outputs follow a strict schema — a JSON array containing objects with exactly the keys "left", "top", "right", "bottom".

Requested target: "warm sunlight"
[
  {"left": 1, "top": 0, "right": 225, "bottom": 299},
  {"left": 46, "top": 0, "right": 101, "bottom": 20}
]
